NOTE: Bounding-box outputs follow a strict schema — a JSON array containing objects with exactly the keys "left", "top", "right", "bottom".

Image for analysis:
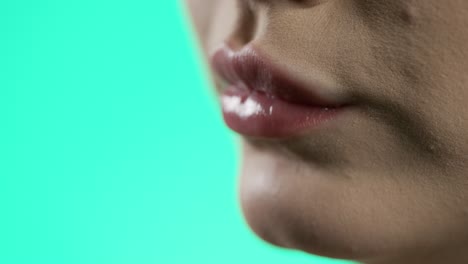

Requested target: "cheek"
[{"left": 332, "top": 0, "right": 468, "bottom": 167}]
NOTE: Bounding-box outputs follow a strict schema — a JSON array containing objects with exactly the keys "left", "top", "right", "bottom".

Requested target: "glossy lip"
[{"left": 210, "top": 43, "right": 349, "bottom": 138}]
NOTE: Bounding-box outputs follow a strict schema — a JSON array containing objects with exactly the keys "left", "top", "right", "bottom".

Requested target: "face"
[{"left": 184, "top": 1, "right": 468, "bottom": 263}]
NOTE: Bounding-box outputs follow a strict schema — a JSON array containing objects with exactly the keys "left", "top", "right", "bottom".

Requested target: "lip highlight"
[{"left": 210, "top": 43, "right": 348, "bottom": 138}]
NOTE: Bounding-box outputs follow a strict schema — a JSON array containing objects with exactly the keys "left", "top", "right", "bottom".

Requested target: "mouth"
[{"left": 210, "top": 43, "right": 350, "bottom": 138}]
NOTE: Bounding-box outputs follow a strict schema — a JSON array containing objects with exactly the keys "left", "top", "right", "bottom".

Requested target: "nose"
[
  {"left": 248, "top": 0, "right": 325, "bottom": 6},
  {"left": 225, "top": 1, "right": 256, "bottom": 51},
  {"left": 226, "top": 0, "right": 326, "bottom": 50}
]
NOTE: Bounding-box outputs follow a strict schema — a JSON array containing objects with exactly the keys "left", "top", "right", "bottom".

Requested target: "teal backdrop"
[{"left": 1, "top": 1, "right": 353, "bottom": 263}]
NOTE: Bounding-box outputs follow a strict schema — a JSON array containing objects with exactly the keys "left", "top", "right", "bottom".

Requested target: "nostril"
[
  {"left": 224, "top": 0, "right": 325, "bottom": 52},
  {"left": 289, "top": 0, "right": 329, "bottom": 8},
  {"left": 225, "top": 0, "right": 258, "bottom": 51}
]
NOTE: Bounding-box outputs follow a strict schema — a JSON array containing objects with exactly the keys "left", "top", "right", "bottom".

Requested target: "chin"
[
  {"left": 237, "top": 141, "right": 367, "bottom": 260},
  {"left": 236, "top": 141, "right": 468, "bottom": 263}
]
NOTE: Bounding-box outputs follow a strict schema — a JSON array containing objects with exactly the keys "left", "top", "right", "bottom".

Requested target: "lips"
[{"left": 210, "top": 43, "right": 348, "bottom": 138}]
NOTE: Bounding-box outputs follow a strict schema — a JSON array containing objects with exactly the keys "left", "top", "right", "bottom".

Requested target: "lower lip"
[{"left": 220, "top": 85, "right": 346, "bottom": 138}]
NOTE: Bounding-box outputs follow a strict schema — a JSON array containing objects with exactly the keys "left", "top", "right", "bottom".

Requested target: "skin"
[{"left": 183, "top": 1, "right": 468, "bottom": 263}]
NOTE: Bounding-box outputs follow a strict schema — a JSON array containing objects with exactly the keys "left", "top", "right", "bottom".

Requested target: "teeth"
[{"left": 222, "top": 95, "right": 263, "bottom": 119}]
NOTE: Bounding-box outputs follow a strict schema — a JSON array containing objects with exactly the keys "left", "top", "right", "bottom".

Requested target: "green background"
[{"left": 1, "top": 1, "right": 352, "bottom": 263}]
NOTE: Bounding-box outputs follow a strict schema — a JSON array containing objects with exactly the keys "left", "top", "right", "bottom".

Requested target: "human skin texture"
[{"left": 183, "top": 1, "right": 468, "bottom": 263}]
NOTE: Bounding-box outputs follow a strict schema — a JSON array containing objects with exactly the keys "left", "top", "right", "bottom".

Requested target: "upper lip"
[{"left": 210, "top": 43, "right": 345, "bottom": 107}]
